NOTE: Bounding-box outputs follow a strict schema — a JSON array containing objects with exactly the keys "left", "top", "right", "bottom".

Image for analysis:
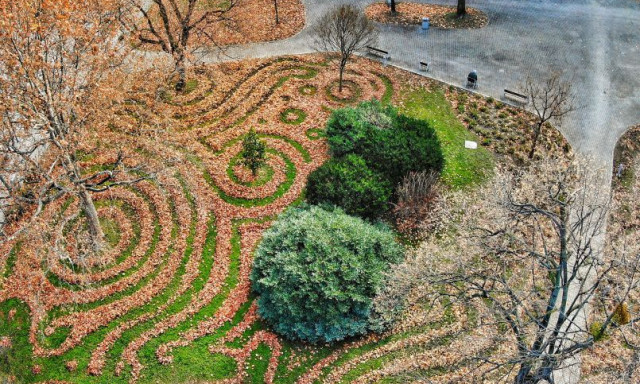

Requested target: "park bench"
[
  {"left": 366, "top": 46, "right": 390, "bottom": 61},
  {"left": 504, "top": 89, "right": 528, "bottom": 104},
  {"left": 419, "top": 61, "right": 430, "bottom": 72}
]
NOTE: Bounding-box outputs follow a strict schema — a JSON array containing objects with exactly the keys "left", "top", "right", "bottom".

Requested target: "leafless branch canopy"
[
  {"left": 0, "top": 1, "right": 149, "bottom": 246},
  {"left": 524, "top": 72, "right": 576, "bottom": 159},
  {"left": 312, "top": 5, "right": 378, "bottom": 61},
  {"left": 384, "top": 158, "right": 640, "bottom": 383},
  {"left": 312, "top": 5, "right": 378, "bottom": 91}
]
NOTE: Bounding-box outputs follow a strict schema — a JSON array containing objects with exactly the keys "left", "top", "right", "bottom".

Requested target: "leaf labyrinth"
[{"left": 1, "top": 55, "right": 469, "bottom": 383}]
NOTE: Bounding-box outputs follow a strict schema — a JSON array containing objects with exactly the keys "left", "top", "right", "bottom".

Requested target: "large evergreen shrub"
[
  {"left": 306, "top": 154, "right": 392, "bottom": 219},
  {"left": 250, "top": 205, "right": 404, "bottom": 343},
  {"left": 326, "top": 100, "right": 444, "bottom": 186}
]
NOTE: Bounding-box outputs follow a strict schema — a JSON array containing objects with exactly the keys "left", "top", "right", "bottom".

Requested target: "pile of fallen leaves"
[
  {"left": 201, "top": 0, "right": 305, "bottom": 46},
  {"left": 140, "top": 0, "right": 305, "bottom": 50},
  {"left": 365, "top": 2, "right": 488, "bottom": 29}
]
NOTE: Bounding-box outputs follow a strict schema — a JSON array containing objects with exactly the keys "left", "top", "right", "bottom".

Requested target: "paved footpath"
[{"left": 199, "top": 0, "right": 640, "bottom": 171}]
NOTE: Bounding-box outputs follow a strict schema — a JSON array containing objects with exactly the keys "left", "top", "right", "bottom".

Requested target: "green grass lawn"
[{"left": 400, "top": 88, "right": 494, "bottom": 189}]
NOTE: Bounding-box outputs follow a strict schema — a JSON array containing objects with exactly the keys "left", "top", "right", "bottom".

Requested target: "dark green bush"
[
  {"left": 241, "top": 129, "right": 266, "bottom": 176},
  {"left": 250, "top": 205, "right": 404, "bottom": 343},
  {"left": 324, "top": 107, "right": 368, "bottom": 156},
  {"left": 326, "top": 100, "right": 443, "bottom": 186},
  {"left": 306, "top": 154, "right": 392, "bottom": 219}
]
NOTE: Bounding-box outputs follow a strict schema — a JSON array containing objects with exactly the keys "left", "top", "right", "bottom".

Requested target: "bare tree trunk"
[
  {"left": 515, "top": 364, "right": 553, "bottom": 384},
  {"left": 528, "top": 123, "right": 543, "bottom": 159},
  {"left": 274, "top": 0, "right": 279, "bottom": 24},
  {"left": 623, "top": 351, "right": 640, "bottom": 383},
  {"left": 78, "top": 187, "right": 105, "bottom": 252},
  {"left": 390, "top": 0, "right": 396, "bottom": 14},
  {"left": 175, "top": 50, "right": 187, "bottom": 92},
  {"left": 339, "top": 58, "right": 347, "bottom": 93},
  {"left": 515, "top": 366, "right": 531, "bottom": 384},
  {"left": 457, "top": 0, "right": 466, "bottom": 16}
]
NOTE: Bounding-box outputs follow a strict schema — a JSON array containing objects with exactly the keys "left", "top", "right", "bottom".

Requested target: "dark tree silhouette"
[{"left": 457, "top": 0, "right": 466, "bottom": 16}]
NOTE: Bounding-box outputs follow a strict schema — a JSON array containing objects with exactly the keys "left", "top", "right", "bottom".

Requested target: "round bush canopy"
[
  {"left": 250, "top": 205, "right": 404, "bottom": 343},
  {"left": 305, "top": 154, "right": 392, "bottom": 219},
  {"left": 326, "top": 99, "right": 444, "bottom": 187}
]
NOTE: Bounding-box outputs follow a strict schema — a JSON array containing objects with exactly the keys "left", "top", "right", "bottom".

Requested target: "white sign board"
[{"left": 464, "top": 140, "right": 478, "bottom": 149}]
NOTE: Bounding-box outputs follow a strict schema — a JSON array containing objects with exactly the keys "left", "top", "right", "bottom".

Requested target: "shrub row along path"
[{"left": 196, "top": 0, "right": 640, "bottom": 172}]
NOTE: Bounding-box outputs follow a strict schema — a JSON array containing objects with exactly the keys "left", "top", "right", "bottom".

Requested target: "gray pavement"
[{"left": 198, "top": 0, "right": 640, "bottom": 170}]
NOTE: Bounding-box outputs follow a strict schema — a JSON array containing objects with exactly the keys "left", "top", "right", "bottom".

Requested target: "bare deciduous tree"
[
  {"left": 382, "top": 159, "right": 640, "bottom": 383},
  {"left": 0, "top": 0, "right": 147, "bottom": 251},
  {"left": 119, "top": 0, "right": 237, "bottom": 92},
  {"left": 312, "top": 5, "right": 378, "bottom": 92},
  {"left": 524, "top": 73, "right": 576, "bottom": 159}
]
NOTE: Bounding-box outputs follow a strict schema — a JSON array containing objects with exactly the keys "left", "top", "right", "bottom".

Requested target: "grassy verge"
[
  {"left": 400, "top": 87, "right": 494, "bottom": 189},
  {"left": 246, "top": 343, "right": 272, "bottom": 383},
  {"left": 375, "top": 72, "right": 394, "bottom": 105}
]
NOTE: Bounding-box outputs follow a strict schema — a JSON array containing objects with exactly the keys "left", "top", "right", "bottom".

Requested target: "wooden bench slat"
[
  {"left": 504, "top": 89, "right": 527, "bottom": 99},
  {"left": 366, "top": 46, "right": 390, "bottom": 60},
  {"left": 366, "top": 45, "right": 388, "bottom": 54}
]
